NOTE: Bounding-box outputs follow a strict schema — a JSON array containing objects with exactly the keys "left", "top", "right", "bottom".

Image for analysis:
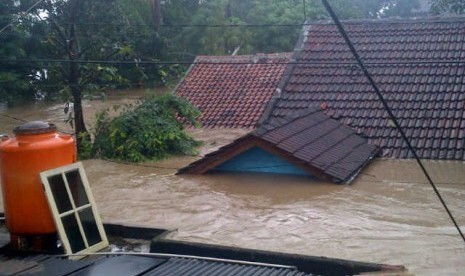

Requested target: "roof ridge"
[
  {"left": 255, "top": 106, "right": 322, "bottom": 136},
  {"left": 195, "top": 53, "right": 292, "bottom": 63},
  {"left": 306, "top": 15, "right": 465, "bottom": 25}
]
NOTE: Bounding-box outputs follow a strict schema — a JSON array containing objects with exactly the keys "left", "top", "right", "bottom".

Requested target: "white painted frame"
[{"left": 40, "top": 162, "right": 108, "bottom": 259}]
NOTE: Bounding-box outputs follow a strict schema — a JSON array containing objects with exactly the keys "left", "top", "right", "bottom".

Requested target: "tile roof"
[
  {"left": 179, "top": 107, "right": 379, "bottom": 184},
  {"left": 175, "top": 53, "right": 291, "bottom": 129},
  {"left": 268, "top": 17, "right": 465, "bottom": 160}
]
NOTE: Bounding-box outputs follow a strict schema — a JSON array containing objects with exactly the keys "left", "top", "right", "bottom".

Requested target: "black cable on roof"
[{"left": 321, "top": 0, "right": 465, "bottom": 244}]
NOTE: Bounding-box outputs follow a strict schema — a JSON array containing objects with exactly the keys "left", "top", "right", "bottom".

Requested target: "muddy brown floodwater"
[{"left": 1, "top": 92, "right": 465, "bottom": 275}]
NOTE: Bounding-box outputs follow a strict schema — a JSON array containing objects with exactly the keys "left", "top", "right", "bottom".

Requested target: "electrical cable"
[
  {"left": 33, "top": 82, "right": 145, "bottom": 88},
  {"left": 13, "top": 22, "right": 307, "bottom": 28},
  {"left": 2, "top": 59, "right": 465, "bottom": 66},
  {"left": 8, "top": 16, "right": 465, "bottom": 28},
  {"left": 99, "top": 158, "right": 185, "bottom": 170},
  {"left": 321, "top": 0, "right": 465, "bottom": 244},
  {"left": 0, "top": 0, "right": 46, "bottom": 35},
  {"left": 0, "top": 114, "right": 28, "bottom": 123},
  {"left": 0, "top": 113, "right": 75, "bottom": 135}
]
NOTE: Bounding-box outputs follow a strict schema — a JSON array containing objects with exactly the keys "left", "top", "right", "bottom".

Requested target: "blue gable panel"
[{"left": 211, "top": 147, "right": 311, "bottom": 176}]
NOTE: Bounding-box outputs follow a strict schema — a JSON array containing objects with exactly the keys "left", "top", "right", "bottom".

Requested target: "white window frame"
[{"left": 40, "top": 162, "right": 108, "bottom": 259}]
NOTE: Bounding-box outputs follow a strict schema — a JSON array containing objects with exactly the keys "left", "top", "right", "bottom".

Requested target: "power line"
[
  {"left": 8, "top": 16, "right": 465, "bottom": 29},
  {"left": 11, "top": 21, "right": 307, "bottom": 28},
  {"left": 0, "top": 0, "right": 46, "bottom": 35},
  {"left": 0, "top": 114, "right": 27, "bottom": 123},
  {"left": 2, "top": 58, "right": 465, "bottom": 66},
  {"left": 33, "top": 82, "right": 147, "bottom": 88},
  {"left": 321, "top": 0, "right": 465, "bottom": 244}
]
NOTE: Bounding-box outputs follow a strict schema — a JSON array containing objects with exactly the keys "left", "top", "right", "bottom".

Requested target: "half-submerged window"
[{"left": 40, "top": 162, "right": 108, "bottom": 258}]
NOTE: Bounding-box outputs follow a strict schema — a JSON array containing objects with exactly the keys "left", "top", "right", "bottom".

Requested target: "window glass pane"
[
  {"left": 65, "top": 170, "right": 89, "bottom": 207},
  {"left": 48, "top": 175, "right": 72, "bottom": 213},
  {"left": 62, "top": 214, "right": 86, "bottom": 253},
  {"left": 79, "top": 208, "right": 102, "bottom": 246}
]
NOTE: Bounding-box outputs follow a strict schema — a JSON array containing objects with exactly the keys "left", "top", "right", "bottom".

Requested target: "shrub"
[{"left": 92, "top": 94, "right": 201, "bottom": 162}]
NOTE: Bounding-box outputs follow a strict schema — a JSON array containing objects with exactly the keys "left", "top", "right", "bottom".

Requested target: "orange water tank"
[{"left": 0, "top": 121, "right": 76, "bottom": 236}]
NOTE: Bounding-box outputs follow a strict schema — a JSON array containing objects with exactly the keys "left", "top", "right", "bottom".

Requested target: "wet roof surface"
[
  {"left": 269, "top": 18, "right": 465, "bottom": 160},
  {"left": 0, "top": 254, "right": 313, "bottom": 276},
  {"left": 176, "top": 53, "right": 291, "bottom": 129},
  {"left": 0, "top": 223, "right": 312, "bottom": 276},
  {"left": 179, "top": 107, "right": 378, "bottom": 183},
  {"left": 0, "top": 221, "right": 396, "bottom": 275},
  {"left": 256, "top": 108, "right": 379, "bottom": 183}
]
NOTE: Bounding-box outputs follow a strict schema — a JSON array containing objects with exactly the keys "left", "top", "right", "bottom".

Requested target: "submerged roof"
[
  {"left": 179, "top": 107, "right": 378, "bottom": 184},
  {"left": 175, "top": 53, "right": 291, "bottom": 128},
  {"left": 268, "top": 17, "right": 465, "bottom": 160}
]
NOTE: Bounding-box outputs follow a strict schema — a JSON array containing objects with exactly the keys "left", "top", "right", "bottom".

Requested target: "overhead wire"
[
  {"left": 0, "top": 0, "right": 46, "bottom": 35},
  {"left": 0, "top": 114, "right": 28, "bottom": 123},
  {"left": 7, "top": 21, "right": 309, "bottom": 28},
  {"left": 2, "top": 59, "right": 465, "bottom": 66},
  {"left": 321, "top": 0, "right": 465, "bottom": 244},
  {"left": 1, "top": 1, "right": 464, "bottom": 190},
  {"left": 7, "top": 15, "right": 465, "bottom": 28}
]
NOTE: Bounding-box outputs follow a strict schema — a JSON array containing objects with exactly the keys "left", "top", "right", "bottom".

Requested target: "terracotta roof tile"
[
  {"left": 176, "top": 53, "right": 291, "bottom": 129},
  {"left": 268, "top": 18, "right": 465, "bottom": 160}
]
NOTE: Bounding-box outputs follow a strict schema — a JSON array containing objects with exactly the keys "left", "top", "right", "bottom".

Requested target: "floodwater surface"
[
  {"left": 82, "top": 157, "right": 465, "bottom": 276},
  {"left": 1, "top": 94, "right": 465, "bottom": 275}
]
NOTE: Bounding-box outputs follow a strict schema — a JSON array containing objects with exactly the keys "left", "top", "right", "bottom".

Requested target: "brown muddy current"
[{"left": 1, "top": 93, "right": 465, "bottom": 275}]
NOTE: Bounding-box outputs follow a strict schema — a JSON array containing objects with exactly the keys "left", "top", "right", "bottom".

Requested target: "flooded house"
[
  {"left": 267, "top": 17, "right": 465, "bottom": 160},
  {"left": 177, "top": 17, "right": 465, "bottom": 179},
  {"left": 170, "top": 18, "right": 465, "bottom": 271},
  {"left": 1, "top": 16, "right": 465, "bottom": 275},
  {"left": 175, "top": 53, "right": 292, "bottom": 129},
  {"left": 174, "top": 53, "right": 380, "bottom": 183},
  {"left": 178, "top": 107, "right": 378, "bottom": 184}
]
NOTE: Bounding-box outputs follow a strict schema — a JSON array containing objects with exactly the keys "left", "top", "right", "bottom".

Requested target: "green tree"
[
  {"left": 34, "top": 0, "right": 145, "bottom": 150},
  {"left": 0, "top": 1, "right": 40, "bottom": 105},
  {"left": 308, "top": 0, "right": 421, "bottom": 19},
  {"left": 162, "top": 0, "right": 422, "bottom": 57},
  {"left": 238, "top": 0, "right": 305, "bottom": 53},
  {"left": 114, "top": 0, "right": 175, "bottom": 86},
  {"left": 92, "top": 94, "right": 201, "bottom": 162},
  {"left": 431, "top": 0, "right": 465, "bottom": 14}
]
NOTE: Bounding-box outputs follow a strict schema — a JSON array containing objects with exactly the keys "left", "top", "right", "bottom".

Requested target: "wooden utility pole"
[
  {"left": 68, "top": 0, "right": 88, "bottom": 147},
  {"left": 151, "top": 0, "right": 163, "bottom": 30}
]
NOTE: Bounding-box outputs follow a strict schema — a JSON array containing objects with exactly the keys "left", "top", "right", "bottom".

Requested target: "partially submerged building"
[
  {"left": 177, "top": 17, "right": 465, "bottom": 183},
  {"left": 175, "top": 53, "right": 291, "bottom": 128},
  {"left": 179, "top": 107, "right": 378, "bottom": 184},
  {"left": 268, "top": 17, "right": 465, "bottom": 160}
]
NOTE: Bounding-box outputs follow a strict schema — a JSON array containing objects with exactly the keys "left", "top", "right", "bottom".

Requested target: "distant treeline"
[{"left": 0, "top": 0, "right": 458, "bottom": 104}]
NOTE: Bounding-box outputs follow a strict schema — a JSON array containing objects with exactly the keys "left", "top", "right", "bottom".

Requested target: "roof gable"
[
  {"left": 269, "top": 18, "right": 465, "bottom": 160},
  {"left": 212, "top": 146, "right": 313, "bottom": 176},
  {"left": 179, "top": 107, "right": 378, "bottom": 184},
  {"left": 175, "top": 53, "right": 291, "bottom": 129}
]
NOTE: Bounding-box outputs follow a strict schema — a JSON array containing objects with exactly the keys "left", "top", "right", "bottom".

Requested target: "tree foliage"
[
  {"left": 0, "top": 1, "right": 41, "bottom": 104},
  {"left": 431, "top": 0, "right": 465, "bottom": 14},
  {"left": 91, "top": 94, "right": 201, "bottom": 162},
  {"left": 0, "top": 0, "right": 424, "bottom": 155},
  {"left": 1, "top": 0, "right": 425, "bottom": 104},
  {"left": 162, "top": 0, "right": 421, "bottom": 56},
  {"left": 31, "top": 0, "right": 150, "bottom": 150}
]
